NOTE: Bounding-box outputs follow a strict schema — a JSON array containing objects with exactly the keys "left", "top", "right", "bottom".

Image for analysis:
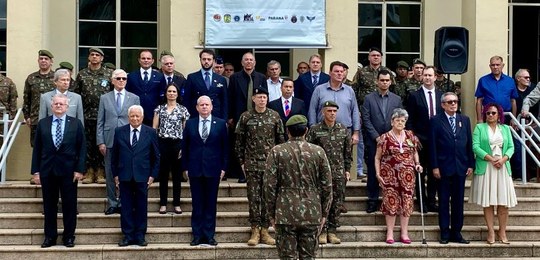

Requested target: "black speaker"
[{"left": 434, "top": 27, "right": 469, "bottom": 74}]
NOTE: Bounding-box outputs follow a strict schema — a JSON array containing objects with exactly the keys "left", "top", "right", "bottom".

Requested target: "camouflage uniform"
[
  {"left": 435, "top": 77, "right": 455, "bottom": 93},
  {"left": 392, "top": 77, "right": 410, "bottom": 102},
  {"left": 23, "top": 71, "right": 55, "bottom": 146},
  {"left": 306, "top": 122, "right": 351, "bottom": 233},
  {"left": 235, "top": 108, "right": 284, "bottom": 228},
  {"left": 0, "top": 74, "right": 18, "bottom": 120},
  {"left": 264, "top": 136, "right": 332, "bottom": 260},
  {"left": 352, "top": 65, "right": 394, "bottom": 106},
  {"left": 74, "top": 66, "right": 113, "bottom": 178}
]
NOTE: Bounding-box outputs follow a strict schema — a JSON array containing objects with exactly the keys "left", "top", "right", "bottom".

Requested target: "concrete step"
[{"left": 0, "top": 241, "right": 539, "bottom": 260}]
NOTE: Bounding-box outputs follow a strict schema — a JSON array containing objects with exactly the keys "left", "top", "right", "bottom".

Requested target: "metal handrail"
[
  {"left": 504, "top": 112, "right": 540, "bottom": 184},
  {"left": 0, "top": 107, "right": 24, "bottom": 184}
]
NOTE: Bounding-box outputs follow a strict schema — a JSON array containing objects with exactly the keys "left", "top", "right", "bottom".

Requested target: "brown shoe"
[
  {"left": 318, "top": 233, "right": 327, "bottom": 244},
  {"left": 82, "top": 168, "right": 95, "bottom": 184},
  {"left": 260, "top": 227, "right": 276, "bottom": 245},
  {"left": 96, "top": 168, "right": 106, "bottom": 184},
  {"left": 327, "top": 233, "right": 341, "bottom": 244},
  {"left": 247, "top": 226, "right": 260, "bottom": 246}
]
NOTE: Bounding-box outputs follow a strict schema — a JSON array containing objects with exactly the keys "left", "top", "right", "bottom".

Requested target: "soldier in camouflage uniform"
[
  {"left": 264, "top": 114, "right": 332, "bottom": 260},
  {"left": 435, "top": 68, "right": 455, "bottom": 93},
  {"left": 58, "top": 61, "right": 76, "bottom": 92},
  {"left": 407, "top": 58, "right": 425, "bottom": 93},
  {"left": 74, "top": 47, "right": 113, "bottom": 184},
  {"left": 342, "top": 63, "right": 354, "bottom": 86},
  {"left": 392, "top": 61, "right": 410, "bottom": 103},
  {"left": 306, "top": 101, "right": 351, "bottom": 245},
  {"left": 352, "top": 47, "right": 395, "bottom": 106},
  {"left": 235, "top": 86, "right": 285, "bottom": 246},
  {"left": 0, "top": 61, "right": 18, "bottom": 120}
]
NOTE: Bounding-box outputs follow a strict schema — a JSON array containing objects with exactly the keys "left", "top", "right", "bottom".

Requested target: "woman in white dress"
[{"left": 470, "top": 103, "right": 517, "bottom": 244}]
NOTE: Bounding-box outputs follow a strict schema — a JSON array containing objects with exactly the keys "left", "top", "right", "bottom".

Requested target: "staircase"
[{"left": 0, "top": 180, "right": 539, "bottom": 259}]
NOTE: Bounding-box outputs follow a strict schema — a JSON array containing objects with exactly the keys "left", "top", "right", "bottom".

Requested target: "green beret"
[
  {"left": 286, "top": 115, "right": 308, "bottom": 127},
  {"left": 89, "top": 47, "right": 104, "bottom": 56},
  {"left": 412, "top": 58, "right": 426, "bottom": 66},
  {"left": 160, "top": 50, "right": 174, "bottom": 58},
  {"left": 59, "top": 61, "right": 74, "bottom": 71},
  {"left": 104, "top": 62, "right": 116, "bottom": 70},
  {"left": 397, "top": 61, "right": 409, "bottom": 69},
  {"left": 253, "top": 86, "right": 268, "bottom": 96},
  {"left": 322, "top": 100, "right": 339, "bottom": 109},
  {"left": 38, "top": 50, "right": 54, "bottom": 59}
]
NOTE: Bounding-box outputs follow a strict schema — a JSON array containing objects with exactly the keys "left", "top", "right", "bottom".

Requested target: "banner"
[{"left": 205, "top": 0, "right": 326, "bottom": 48}]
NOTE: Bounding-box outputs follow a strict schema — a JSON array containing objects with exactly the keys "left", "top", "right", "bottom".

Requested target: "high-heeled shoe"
[
  {"left": 400, "top": 236, "right": 411, "bottom": 244},
  {"left": 386, "top": 238, "right": 394, "bottom": 244},
  {"left": 497, "top": 232, "right": 510, "bottom": 244},
  {"left": 159, "top": 206, "right": 167, "bottom": 214},
  {"left": 486, "top": 239, "right": 495, "bottom": 244},
  {"left": 174, "top": 207, "right": 183, "bottom": 214}
]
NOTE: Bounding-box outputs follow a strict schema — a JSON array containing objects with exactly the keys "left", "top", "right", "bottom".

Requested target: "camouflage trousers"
[
  {"left": 84, "top": 120, "right": 103, "bottom": 170},
  {"left": 29, "top": 125, "right": 37, "bottom": 147},
  {"left": 246, "top": 170, "right": 269, "bottom": 228},
  {"left": 324, "top": 175, "right": 346, "bottom": 232},
  {"left": 276, "top": 224, "right": 318, "bottom": 260}
]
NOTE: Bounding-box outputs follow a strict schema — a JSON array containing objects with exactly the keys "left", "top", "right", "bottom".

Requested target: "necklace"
[{"left": 390, "top": 130, "right": 405, "bottom": 153}]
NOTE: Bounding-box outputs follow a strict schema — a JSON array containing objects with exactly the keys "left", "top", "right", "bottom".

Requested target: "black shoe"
[
  {"left": 41, "top": 237, "right": 57, "bottom": 248},
  {"left": 63, "top": 237, "right": 75, "bottom": 247},
  {"left": 207, "top": 238, "right": 218, "bottom": 246},
  {"left": 450, "top": 238, "right": 470, "bottom": 244},
  {"left": 136, "top": 240, "right": 148, "bottom": 246},
  {"left": 190, "top": 237, "right": 202, "bottom": 246},
  {"left": 118, "top": 238, "right": 131, "bottom": 247},
  {"left": 105, "top": 207, "right": 117, "bottom": 215},
  {"left": 366, "top": 202, "right": 377, "bottom": 213},
  {"left": 439, "top": 239, "right": 449, "bottom": 244},
  {"left": 237, "top": 178, "right": 247, "bottom": 183},
  {"left": 428, "top": 204, "right": 439, "bottom": 212},
  {"left": 115, "top": 207, "right": 121, "bottom": 214}
]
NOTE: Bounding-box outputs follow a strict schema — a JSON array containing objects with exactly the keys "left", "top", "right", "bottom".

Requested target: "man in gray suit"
[
  {"left": 97, "top": 69, "right": 140, "bottom": 215},
  {"left": 362, "top": 69, "right": 402, "bottom": 213},
  {"left": 39, "top": 69, "right": 84, "bottom": 126}
]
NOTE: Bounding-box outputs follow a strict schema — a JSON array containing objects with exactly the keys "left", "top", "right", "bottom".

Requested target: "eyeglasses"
[
  {"left": 444, "top": 100, "right": 458, "bottom": 104},
  {"left": 115, "top": 77, "right": 127, "bottom": 81},
  {"left": 522, "top": 76, "right": 530, "bottom": 79},
  {"left": 486, "top": 111, "right": 498, "bottom": 116}
]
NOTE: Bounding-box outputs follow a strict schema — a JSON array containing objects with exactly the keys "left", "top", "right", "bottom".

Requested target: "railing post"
[
  {"left": 521, "top": 117, "right": 526, "bottom": 185},
  {"left": 1, "top": 107, "right": 7, "bottom": 182}
]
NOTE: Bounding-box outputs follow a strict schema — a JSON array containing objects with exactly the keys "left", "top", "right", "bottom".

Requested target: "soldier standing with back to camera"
[
  {"left": 74, "top": 47, "right": 113, "bottom": 184},
  {"left": 0, "top": 61, "right": 18, "bottom": 121}
]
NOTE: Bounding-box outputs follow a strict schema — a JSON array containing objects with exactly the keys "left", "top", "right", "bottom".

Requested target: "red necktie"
[
  {"left": 284, "top": 100, "right": 290, "bottom": 116},
  {"left": 428, "top": 91, "right": 434, "bottom": 118}
]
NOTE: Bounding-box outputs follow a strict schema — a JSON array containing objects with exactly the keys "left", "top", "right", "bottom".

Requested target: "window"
[
  {"left": 0, "top": 0, "right": 6, "bottom": 73},
  {"left": 358, "top": 0, "right": 421, "bottom": 70},
  {"left": 78, "top": 0, "right": 157, "bottom": 72}
]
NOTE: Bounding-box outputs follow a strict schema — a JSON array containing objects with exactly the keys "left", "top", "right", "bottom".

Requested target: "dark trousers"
[
  {"left": 119, "top": 180, "right": 148, "bottom": 242},
  {"left": 158, "top": 138, "right": 182, "bottom": 206},
  {"left": 41, "top": 174, "right": 78, "bottom": 240},
  {"left": 276, "top": 224, "right": 319, "bottom": 260},
  {"left": 190, "top": 175, "right": 220, "bottom": 240},
  {"left": 365, "top": 140, "right": 379, "bottom": 202},
  {"left": 438, "top": 173, "right": 466, "bottom": 240},
  {"left": 227, "top": 129, "right": 243, "bottom": 179},
  {"left": 84, "top": 119, "right": 103, "bottom": 169},
  {"left": 416, "top": 147, "right": 438, "bottom": 207}
]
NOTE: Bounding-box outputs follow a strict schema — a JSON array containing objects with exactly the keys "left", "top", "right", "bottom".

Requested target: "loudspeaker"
[{"left": 434, "top": 27, "right": 469, "bottom": 74}]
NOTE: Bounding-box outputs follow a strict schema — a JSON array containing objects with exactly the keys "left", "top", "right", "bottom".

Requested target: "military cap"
[
  {"left": 286, "top": 115, "right": 308, "bottom": 127},
  {"left": 89, "top": 47, "right": 104, "bottom": 56},
  {"left": 215, "top": 56, "right": 224, "bottom": 64},
  {"left": 104, "top": 62, "right": 116, "bottom": 70},
  {"left": 412, "top": 58, "right": 426, "bottom": 66},
  {"left": 253, "top": 85, "right": 268, "bottom": 96},
  {"left": 59, "top": 61, "right": 74, "bottom": 71},
  {"left": 160, "top": 50, "right": 174, "bottom": 58},
  {"left": 396, "top": 60, "right": 409, "bottom": 69},
  {"left": 322, "top": 100, "right": 339, "bottom": 109},
  {"left": 38, "top": 50, "right": 54, "bottom": 58},
  {"left": 368, "top": 47, "right": 382, "bottom": 55}
]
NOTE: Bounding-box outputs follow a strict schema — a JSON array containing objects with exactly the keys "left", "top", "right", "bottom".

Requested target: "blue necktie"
[
  {"left": 116, "top": 92, "right": 122, "bottom": 113},
  {"left": 202, "top": 119, "right": 209, "bottom": 141},
  {"left": 132, "top": 129, "right": 138, "bottom": 147},
  {"left": 54, "top": 118, "right": 62, "bottom": 149},
  {"left": 143, "top": 71, "right": 149, "bottom": 83},
  {"left": 204, "top": 72, "right": 211, "bottom": 90},
  {"left": 167, "top": 76, "right": 172, "bottom": 85},
  {"left": 312, "top": 75, "right": 318, "bottom": 87},
  {"left": 450, "top": 116, "right": 456, "bottom": 134}
]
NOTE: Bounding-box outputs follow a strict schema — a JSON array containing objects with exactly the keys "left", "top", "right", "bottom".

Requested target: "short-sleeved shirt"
[
  {"left": 154, "top": 103, "right": 190, "bottom": 139},
  {"left": 475, "top": 73, "right": 519, "bottom": 112}
]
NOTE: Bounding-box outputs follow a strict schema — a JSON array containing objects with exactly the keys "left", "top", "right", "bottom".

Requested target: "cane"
[{"left": 416, "top": 166, "right": 427, "bottom": 244}]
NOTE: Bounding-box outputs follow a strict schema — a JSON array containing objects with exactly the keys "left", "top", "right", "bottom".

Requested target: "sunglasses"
[
  {"left": 115, "top": 77, "right": 127, "bottom": 81},
  {"left": 444, "top": 100, "right": 458, "bottom": 104},
  {"left": 486, "top": 111, "right": 498, "bottom": 116}
]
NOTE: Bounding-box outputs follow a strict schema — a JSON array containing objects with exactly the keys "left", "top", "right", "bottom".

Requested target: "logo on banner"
[
  {"left": 300, "top": 16, "right": 305, "bottom": 23},
  {"left": 306, "top": 16, "right": 316, "bottom": 22},
  {"left": 213, "top": 14, "right": 221, "bottom": 22},
  {"left": 256, "top": 16, "right": 266, "bottom": 21},
  {"left": 244, "top": 14, "right": 254, "bottom": 22},
  {"left": 224, "top": 14, "right": 232, "bottom": 23},
  {"left": 291, "top": 15, "right": 298, "bottom": 23},
  {"left": 234, "top": 15, "right": 241, "bottom": 22}
]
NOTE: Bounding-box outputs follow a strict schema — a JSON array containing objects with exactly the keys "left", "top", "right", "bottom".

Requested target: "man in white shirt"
[{"left": 267, "top": 60, "right": 283, "bottom": 102}]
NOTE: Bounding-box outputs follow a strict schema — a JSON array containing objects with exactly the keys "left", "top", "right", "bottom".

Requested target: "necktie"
[
  {"left": 143, "top": 71, "right": 149, "bottom": 83},
  {"left": 202, "top": 119, "right": 209, "bottom": 141},
  {"left": 247, "top": 75, "right": 254, "bottom": 111},
  {"left": 312, "top": 75, "right": 318, "bottom": 87},
  {"left": 450, "top": 116, "right": 456, "bottom": 134},
  {"left": 116, "top": 92, "right": 122, "bottom": 113},
  {"left": 204, "top": 72, "right": 211, "bottom": 90},
  {"left": 132, "top": 129, "right": 138, "bottom": 147},
  {"left": 284, "top": 99, "right": 290, "bottom": 116},
  {"left": 167, "top": 76, "right": 172, "bottom": 85},
  {"left": 428, "top": 91, "right": 434, "bottom": 118},
  {"left": 54, "top": 118, "right": 62, "bottom": 149}
]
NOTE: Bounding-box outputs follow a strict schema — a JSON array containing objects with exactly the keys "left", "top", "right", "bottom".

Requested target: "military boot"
[
  {"left": 82, "top": 168, "right": 95, "bottom": 184},
  {"left": 260, "top": 227, "right": 276, "bottom": 245},
  {"left": 327, "top": 233, "right": 341, "bottom": 244},
  {"left": 96, "top": 167, "right": 106, "bottom": 184},
  {"left": 318, "top": 232, "right": 327, "bottom": 244},
  {"left": 247, "top": 226, "right": 260, "bottom": 246}
]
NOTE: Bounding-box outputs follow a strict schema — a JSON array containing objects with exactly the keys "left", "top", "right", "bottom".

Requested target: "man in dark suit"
[
  {"left": 97, "top": 69, "right": 140, "bottom": 215},
  {"left": 112, "top": 105, "right": 160, "bottom": 247},
  {"left": 126, "top": 49, "right": 167, "bottom": 126},
  {"left": 430, "top": 92, "right": 474, "bottom": 244},
  {"left": 267, "top": 78, "right": 306, "bottom": 140},
  {"left": 31, "top": 94, "right": 86, "bottom": 248},
  {"left": 406, "top": 66, "right": 444, "bottom": 212},
  {"left": 182, "top": 95, "right": 228, "bottom": 246},
  {"left": 294, "top": 54, "right": 330, "bottom": 110},
  {"left": 159, "top": 52, "right": 186, "bottom": 99},
  {"left": 362, "top": 70, "right": 402, "bottom": 213},
  {"left": 184, "top": 49, "right": 228, "bottom": 119},
  {"left": 227, "top": 52, "right": 267, "bottom": 182}
]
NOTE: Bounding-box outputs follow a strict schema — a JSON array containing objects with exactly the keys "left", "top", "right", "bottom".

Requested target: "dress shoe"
[
  {"left": 190, "top": 237, "right": 202, "bottom": 246},
  {"left": 105, "top": 207, "right": 117, "bottom": 215},
  {"left": 439, "top": 239, "right": 449, "bottom": 244},
  {"left": 174, "top": 207, "right": 183, "bottom": 214},
  {"left": 339, "top": 205, "right": 348, "bottom": 214},
  {"left": 115, "top": 207, "right": 121, "bottom": 214},
  {"left": 400, "top": 236, "right": 411, "bottom": 244},
  {"left": 41, "top": 237, "right": 57, "bottom": 248},
  {"left": 159, "top": 206, "right": 167, "bottom": 214},
  {"left": 366, "top": 202, "right": 377, "bottom": 213},
  {"left": 427, "top": 204, "right": 439, "bottom": 212},
  {"left": 63, "top": 237, "right": 75, "bottom": 247},
  {"left": 118, "top": 238, "right": 131, "bottom": 247},
  {"left": 207, "top": 238, "right": 218, "bottom": 246},
  {"left": 386, "top": 238, "right": 395, "bottom": 244},
  {"left": 450, "top": 238, "right": 470, "bottom": 244},
  {"left": 238, "top": 177, "right": 247, "bottom": 183},
  {"left": 136, "top": 240, "right": 148, "bottom": 246}
]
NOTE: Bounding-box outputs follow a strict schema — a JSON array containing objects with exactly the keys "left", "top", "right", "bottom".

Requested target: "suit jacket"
[
  {"left": 362, "top": 91, "right": 402, "bottom": 142},
  {"left": 161, "top": 71, "right": 186, "bottom": 100},
  {"left": 125, "top": 69, "right": 167, "bottom": 125},
  {"left": 96, "top": 90, "right": 140, "bottom": 148},
  {"left": 183, "top": 71, "right": 228, "bottom": 119},
  {"left": 429, "top": 113, "right": 475, "bottom": 176},
  {"left": 228, "top": 70, "right": 268, "bottom": 122},
  {"left": 111, "top": 124, "right": 160, "bottom": 182},
  {"left": 472, "top": 123, "right": 514, "bottom": 175},
  {"left": 39, "top": 90, "right": 85, "bottom": 126},
  {"left": 294, "top": 71, "right": 330, "bottom": 110},
  {"left": 405, "top": 87, "right": 444, "bottom": 143},
  {"left": 181, "top": 117, "right": 228, "bottom": 177},
  {"left": 31, "top": 115, "right": 86, "bottom": 177},
  {"left": 267, "top": 97, "right": 306, "bottom": 125}
]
